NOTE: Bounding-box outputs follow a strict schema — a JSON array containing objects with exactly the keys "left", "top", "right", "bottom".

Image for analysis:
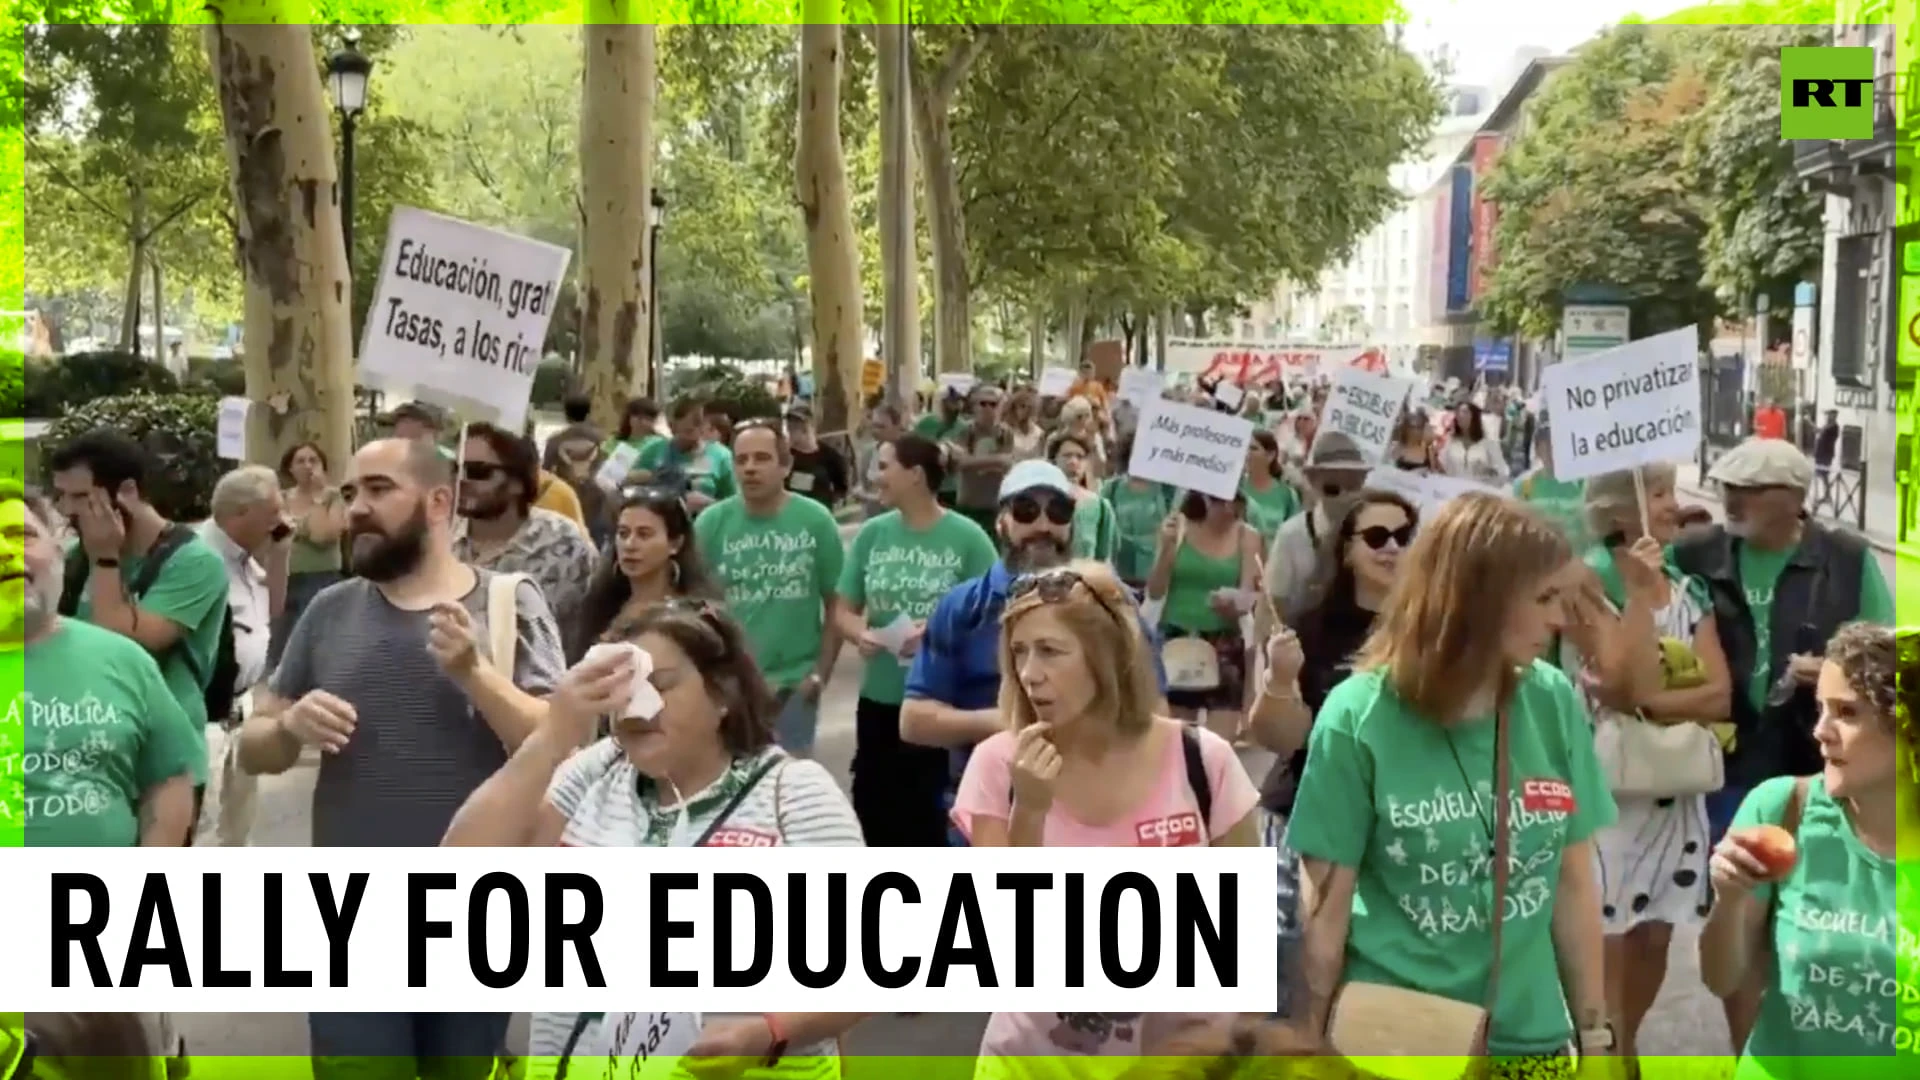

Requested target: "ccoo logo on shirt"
[{"left": 1134, "top": 813, "right": 1204, "bottom": 847}]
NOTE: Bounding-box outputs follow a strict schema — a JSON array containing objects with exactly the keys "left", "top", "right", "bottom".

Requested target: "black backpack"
[{"left": 60, "top": 524, "right": 239, "bottom": 724}]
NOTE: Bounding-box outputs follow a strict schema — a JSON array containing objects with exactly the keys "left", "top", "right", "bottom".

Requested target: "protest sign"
[
  {"left": 1128, "top": 399, "right": 1254, "bottom": 500},
  {"left": 937, "top": 373, "right": 977, "bottom": 400},
  {"left": 1542, "top": 326, "right": 1700, "bottom": 482},
  {"left": 1212, "top": 381, "right": 1245, "bottom": 410},
  {"left": 595, "top": 441, "right": 642, "bottom": 493},
  {"left": 1313, "top": 366, "right": 1417, "bottom": 467},
  {"left": 1167, "top": 339, "right": 1375, "bottom": 384},
  {"left": 1118, "top": 368, "right": 1165, "bottom": 410},
  {"left": 358, "top": 207, "right": 572, "bottom": 433},
  {"left": 216, "top": 397, "right": 249, "bottom": 461},
  {"left": 1363, "top": 467, "right": 1509, "bottom": 517},
  {"left": 1037, "top": 367, "right": 1077, "bottom": 398}
]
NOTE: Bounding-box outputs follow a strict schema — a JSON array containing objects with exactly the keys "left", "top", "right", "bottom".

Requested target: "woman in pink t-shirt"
[{"left": 950, "top": 560, "right": 1262, "bottom": 1079}]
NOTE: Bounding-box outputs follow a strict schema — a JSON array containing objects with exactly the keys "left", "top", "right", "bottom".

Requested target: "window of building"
[{"left": 1830, "top": 234, "right": 1872, "bottom": 387}]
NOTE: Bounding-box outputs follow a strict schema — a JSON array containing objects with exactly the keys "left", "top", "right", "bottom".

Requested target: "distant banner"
[{"left": 1165, "top": 340, "right": 1385, "bottom": 385}]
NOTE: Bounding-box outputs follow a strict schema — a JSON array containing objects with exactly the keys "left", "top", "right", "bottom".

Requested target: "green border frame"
[{"left": 4, "top": 0, "right": 1916, "bottom": 1076}]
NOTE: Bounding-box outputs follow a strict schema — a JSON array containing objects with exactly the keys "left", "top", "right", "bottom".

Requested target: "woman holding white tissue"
[
  {"left": 443, "top": 600, "right": 865, "bottom": 1080},
  {"left": 833, "top": 433, "right": 998, "bottom": 846}
]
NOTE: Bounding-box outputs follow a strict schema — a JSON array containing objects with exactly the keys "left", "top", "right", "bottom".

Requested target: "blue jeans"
[
  {"left": 308, "top": 1012, "right": 509, "bottom": 1080},
  {"left": 1262, "top": 809, "right": 1303, "bottom": 1019},
  {"left": 774, "top": 687, "right": 821, "bottom": 756}
]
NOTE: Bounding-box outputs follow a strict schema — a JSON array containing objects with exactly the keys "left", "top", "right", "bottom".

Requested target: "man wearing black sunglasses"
[
  {"left": 1263, "top": 432, "right": 1370, "bottom": 621},
  {"left": 902, "top": 461, "right": 1170, "bottom": 844}
]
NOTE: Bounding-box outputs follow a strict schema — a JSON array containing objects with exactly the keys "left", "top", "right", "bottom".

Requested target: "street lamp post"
[
  {"left": 648, "top": 189, "right": 666, "bottom": 398},
  {"left": 325, "top": 38, "right": 373, "bottom": 268}
]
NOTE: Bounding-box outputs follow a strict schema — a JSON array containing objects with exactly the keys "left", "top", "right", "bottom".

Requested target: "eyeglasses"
[
  {"left": 1356, "top": 523, "right": 1415, "bottom": 550},
  {"left": 1008, "top": 567, "right": 1129, "bottom": 628},
  {"left": 621, "top": 484, "right": 686, "bottom": 508},
  {"left": 459, "top": 461, "right": 503, "bottom": 482},
  {"left": 1004, "top": 493, "right": 1075, "bottom": 527}
]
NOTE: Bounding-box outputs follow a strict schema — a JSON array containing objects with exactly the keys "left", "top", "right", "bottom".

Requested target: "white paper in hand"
[
  {"left": 871, "top": 614, "right": 919, "bottom": 658},
  {"left": 580, "top": 641, "right": 665, "bottom": 720},
  {"left": 596, "top": 441, "right": 642, "bottom": 493}
]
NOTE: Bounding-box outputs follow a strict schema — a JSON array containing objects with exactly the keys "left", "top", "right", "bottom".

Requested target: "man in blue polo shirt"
[{"left": 902, "top": 460, "right": 1168, "bottom": 845}]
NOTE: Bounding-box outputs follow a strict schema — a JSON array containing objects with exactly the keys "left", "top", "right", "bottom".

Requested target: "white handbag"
[{"left": 1593, "top": 711, "right": 1724, "bottom": 799}]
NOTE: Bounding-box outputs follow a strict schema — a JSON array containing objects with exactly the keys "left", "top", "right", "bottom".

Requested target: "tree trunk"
[
  {"left": 150, "top": 254, "right": 166, "bottom": 376},
  {"left": 909, "top": 30, "right": 992, "bottom": 377},
  {"left": 203, "top": 14, "right": 355, "bottom": 472},
  {"left": 1155, "top": 304, "right": 1171, "bottom": 371},
  {"left": 119, "top": 183, "right": 146, "bottom": 358},
  {"left": 1063, "top": 292, "right": 1087, "bottom": 368},
  {"left": 875, "top": 12, "right": 918, "bottom": 411},
  {"left": 795, "top": 16, "right": 865, "bottom": 437},
  {"left": 1027, "top": 305, "right": 1045, "bottom": 378},
  {"left": 577, "top": 15, "right": 656, "bottom": 435}
]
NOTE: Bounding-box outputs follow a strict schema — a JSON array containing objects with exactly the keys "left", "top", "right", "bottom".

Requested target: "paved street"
[{"left": 171, "top": 475, "right": 1898, "bottom": 1065}]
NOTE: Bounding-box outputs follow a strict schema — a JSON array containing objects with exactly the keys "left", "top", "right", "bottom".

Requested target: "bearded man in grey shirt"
[{"left": 237, "top": 437, "right": 564, "bottom": 1076}]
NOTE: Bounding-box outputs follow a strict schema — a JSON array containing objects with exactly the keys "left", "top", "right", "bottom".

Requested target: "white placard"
[
  {"left": 595, "top": 441, "right": 641, "bottom": 493},
  {"left": 937, "top": 373, "right": 977, "bottom": 400},
  {"left": 1036, "top": 366, "right": 1077, "bottom": 398},
  {"left": 216, "top": 397, "right": 250, "bottom": 461},
  {"left": 1541, "top": 327, "right": 1700, "bottom": 482},
  {"left": 1365, "top": 467, "right": 1509, "bottom": 517},
  {"left": 1127, "top": 399, "right": 1255, "bottom": 501},
  {"left": 1312, "top": 366, "right": 1417, "bottom": 468},
  {"left": 575, "top": 1010, "right": 700, "bottom": 1078},
  {"left": 358, "top": 206, "right": 573, "bottom": 433},
  {"left": 1212, "top": 381, "right": 1245, "bottom": 410},
  {"left": 1118, "top": 368, "right": 1165, "bottom": 410}
]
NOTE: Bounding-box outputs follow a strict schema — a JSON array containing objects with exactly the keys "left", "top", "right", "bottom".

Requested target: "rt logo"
[{"left": 1780, "top": 47, "right": 1876, "bottom": 140}]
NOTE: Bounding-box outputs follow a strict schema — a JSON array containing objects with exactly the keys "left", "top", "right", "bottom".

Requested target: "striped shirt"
[{"left": 528, "top": 740, "right": 865, "bottom": 1062}]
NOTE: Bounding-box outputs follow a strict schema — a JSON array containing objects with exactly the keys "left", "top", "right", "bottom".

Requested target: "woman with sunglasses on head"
[
  {"left": 1049, "top": 431, "right": 1116, "bottom": 563},
  {"left": 834, "top": 434, "right": 998, "bottom": 846},
  {"left": 1287, "top": 493, "right": 1616, "bottom": 1074},
  {"left": 1145, "top": 489, "right": 1262, "bottom": 734},
  {"left": 1698, "top": 622, "right": 1910, "bottom": 1080},
  {"left": 1098, "top": 434, "right": 1172, "bottom": 591},
  {"left": 445, "top": 601, "right": 865, "bottom": 1076},
  {"left": 570, "top": 486, "right": 719, "bottom": 664},
  {"left": 1557, "top": 464, "right": 1731, "bottom": 1073},
  {"left": 1388, "top": 410, "right": 1436, "bottom": 473},
  {"left": 951, "top": 560, "right": 1260, "bottom": 1078}
]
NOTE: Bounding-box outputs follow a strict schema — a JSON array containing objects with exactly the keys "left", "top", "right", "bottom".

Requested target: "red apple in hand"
[{"left": 1733, "top": 825, "right": 1799, "bottom": 879}]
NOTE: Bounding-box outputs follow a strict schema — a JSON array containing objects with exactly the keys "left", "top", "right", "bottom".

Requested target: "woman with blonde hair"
[
  {"left": 1699, "top": 621, "right": 1908, "bottom": 1080},
  {"left": 1560, "top": 463, "right": 1733, "bottom": 1075},
  {"left": 951, "top": 559, "right": 1260, "bottom": 1078},
  {"left": 1287, "top": 493, "right": 1617, "bottom": 1072}
]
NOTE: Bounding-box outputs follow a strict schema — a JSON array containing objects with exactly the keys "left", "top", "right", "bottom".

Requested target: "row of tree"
[
  {"left": 1478, "top": 21, "right": 1828, "bottom": 341},
  {"left": 22, "top": 3, "right": 1440, "bottom": 467}
]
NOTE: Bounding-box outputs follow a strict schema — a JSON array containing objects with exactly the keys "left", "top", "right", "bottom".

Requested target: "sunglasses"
[
  {"left": 1009, "top": 568, "right": 1128, "bottom": 628},
  {"left": 1356, "top": 523, "right": 1415, "bottom": 550},
  {"left": 1004, "top": 493, "right": 1075, "bottom": 527},
  {"left": 459, "top": 462, "right": 504, "bottom": 482},
  {"left": 622, "top": 485, "right": 687, "bottom": 506}
]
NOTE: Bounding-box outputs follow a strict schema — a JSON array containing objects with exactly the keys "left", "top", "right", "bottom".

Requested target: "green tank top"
[
  {"left": 288, "top": 488, "right": 344, "bottom": 574},
  {"left": 1162, "top": 536, "right": 1241, "bottom": 634}
]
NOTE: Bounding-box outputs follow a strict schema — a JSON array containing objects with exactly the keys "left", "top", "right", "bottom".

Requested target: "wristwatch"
[
  {"left": 92, "top": 557, "right": 120, "bottom": 569},
  {"left": 1577, "top": 1022, "right": 1617, "bottom": 1054}
]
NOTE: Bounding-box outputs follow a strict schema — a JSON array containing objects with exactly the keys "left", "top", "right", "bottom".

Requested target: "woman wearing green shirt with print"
[
  {"left": 1242, "top": 429, "right": 1301, "bottom": 553},
  {"left": 1287, "top": 492, "right": 1618, "bottom": 1069},
  {"left": 1513, "top": 416, "right": 1589, "bottom": 552},
  {"left": 1048, "top": 431, "right": 1116, "bottom": 563},
  {"left": 1098, "top": 433, "right": 1172, "bottom": 589},
  {"left": 833, "top": 433, "right": 998, "bottom": 847},
  {"left": 1699, "top": 622, "right": 1911, "bottom": 1080}
]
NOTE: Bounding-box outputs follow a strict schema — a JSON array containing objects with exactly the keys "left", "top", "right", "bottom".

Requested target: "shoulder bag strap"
[
  {"left": 1482, "top": 698, "right": 1515, "bottom": 1018},
  {"left": 486, "top": 572, "right": 524, "bottom": 674},
  {"left": 693, "top": 755, "right": 784, "bottom": 847},
  {"left": 1179, "top": 725, "right": 1214, "bottom": 833}
]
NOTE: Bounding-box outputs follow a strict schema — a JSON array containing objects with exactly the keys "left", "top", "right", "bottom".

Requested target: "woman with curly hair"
[{"left": 1698, "top": 621, "right": 1910, "bottom": 1078}]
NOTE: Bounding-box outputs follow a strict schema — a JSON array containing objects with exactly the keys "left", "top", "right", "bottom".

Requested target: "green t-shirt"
[
  {"left": 636, "top": 438, "right": 736, "bottom": 501},
  {"left": 1242, "top": 476, "right": 1301, "bottom": 552},
  {"left": 1735, "top": 539, "right": 1895, "bottom": 711},
  {"left": 1285, "top": 663, "right": 1618, "bottom": 1056},
  {"left": 1069, "top": 495, "right": 1116, "bottom": 562},
  {"left": 1102, "top": 477, "right": 1171, "bottom": 583},
  {"left": 836, "top": 510, "right": 997, "bottom": 704},
  {"left": 1513, "top": 470, "right": 1588, "bottom": 551},
  {"left": 694, "top": 493, "right": 846, "bottom": 691},
  {"left": 70, "top": 533, "right": 227, "bottom": 770},
  {"left": 1732, "top": 775, "right": 1913, "bottom": 1079},
  {"left": 19, "top": 620, "right": 202, "bottom": 845},
  {"left": 913, "top": 414, "right": 965, "bottom": 494}
]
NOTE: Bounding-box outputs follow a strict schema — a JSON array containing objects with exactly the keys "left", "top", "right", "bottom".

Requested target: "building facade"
[{"left": 1800, "top": 10, "right": 1904, "bottom": 536}]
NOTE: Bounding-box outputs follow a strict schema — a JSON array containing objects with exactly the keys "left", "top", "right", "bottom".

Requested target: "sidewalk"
[{"left": 1675, "top": 460, "right": 1902, "bottom": 555}]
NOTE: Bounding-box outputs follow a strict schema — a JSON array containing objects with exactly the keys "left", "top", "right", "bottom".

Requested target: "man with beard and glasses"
[
  {"left": 451, "top": 422, "right": 596, "bottom": 653},
  {"left": 902, "top": 461, "right": 1168, "bottom": 845},
  {"left": 235, "top": 438, "right": 563, "bottom": 1075},
  {"left": 1263, "top": 432, "right": 1371, "bottom": 621},
  {"left": 3, "top": 482, "right": 198, "bottom": 847}
]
